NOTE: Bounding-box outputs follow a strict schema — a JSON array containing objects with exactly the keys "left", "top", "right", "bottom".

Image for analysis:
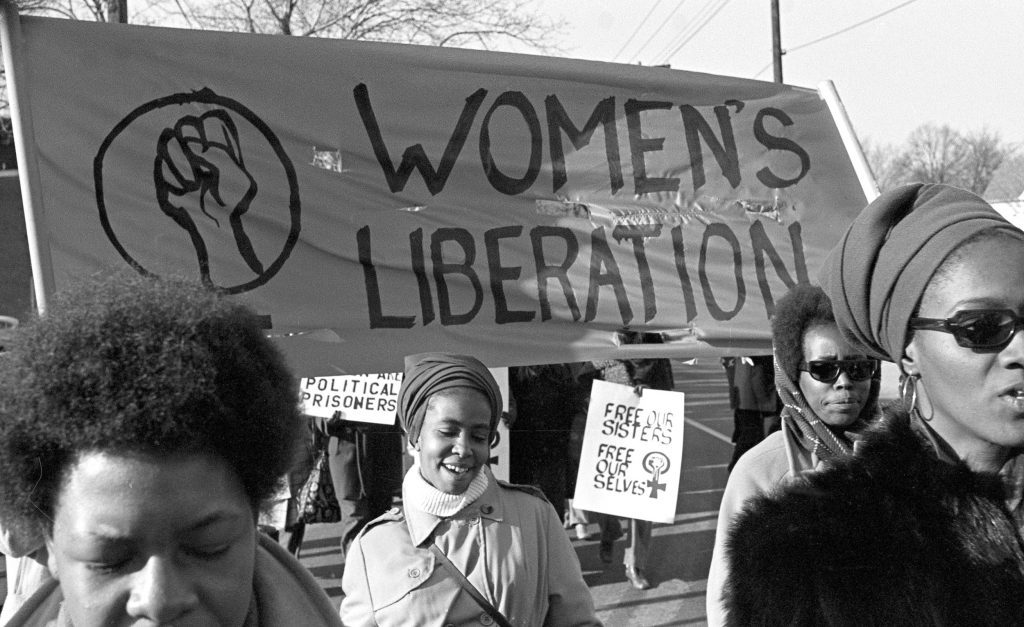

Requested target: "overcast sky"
[{"left": 502, "top": 0, "right": 1024, "bottom": 148}]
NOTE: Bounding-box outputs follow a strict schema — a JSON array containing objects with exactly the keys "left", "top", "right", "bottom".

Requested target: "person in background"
[
  {"left": 308, "top": 410, "right": 403, "bottom": 562},
  {"left": 705, "top": 283, "right": 880, "bottom": 625},
  {"left": 507, "top": 363, "right": 576, "bottom": 522},
  {"left": 591, "top": 330, "right": 674, "bottom": 591},
  {"left": 341, "top": 352, "right": 600, "bottom": 626},
  {"left": 0, "top": 321, "right": 51, "bottom": 626},
  {"left": 0, "top": 523, "right": 50, "bottom": 625},
  {"left": 0, "top": 274, "right": 341, "bottom": 626},
  {"left": 725, "top": 184, "right": 1024, "bottom": 623},
  {"left": 564, "top": 362, "right": 600, "bottom": 541},
  {"left": 722, "top": 355, "right": 781, "bottom": 471}
]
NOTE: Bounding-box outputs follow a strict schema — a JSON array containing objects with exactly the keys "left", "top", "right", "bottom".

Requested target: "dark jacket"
[
  {"left": 309, "top": 413, "right": 403, "bottom": 503},
  {"left": 724, "top": 407, "right": 1024, "bottom": 626}
]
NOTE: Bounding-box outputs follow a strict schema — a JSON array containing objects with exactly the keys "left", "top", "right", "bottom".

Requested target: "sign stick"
[{"left": 1, "top": 0, "right": 54, "bottom": 313}]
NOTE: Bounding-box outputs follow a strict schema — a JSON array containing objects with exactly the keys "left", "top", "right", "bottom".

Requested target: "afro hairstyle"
[
  {"left": 771, "top": 283, "right": 836, "bottom": 382},
  {"left": 0, "top": 273, "right": 302, "bottom": 537}
]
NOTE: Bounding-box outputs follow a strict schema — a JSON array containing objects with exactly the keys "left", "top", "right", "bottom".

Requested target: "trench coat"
[{"left": 340, "top": 476, "right": 601, "bottom": 626}]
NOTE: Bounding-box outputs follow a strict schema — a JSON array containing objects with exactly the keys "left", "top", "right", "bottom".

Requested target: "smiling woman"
[
  {"left": 0, "top": 274, "right": 342, "bottom": 627},
  {"left": 722, "top": 184, "right": 1024, "bottom": 624},
  {"left": 340, "top": 352, "right": 601, "bottom": 627}
]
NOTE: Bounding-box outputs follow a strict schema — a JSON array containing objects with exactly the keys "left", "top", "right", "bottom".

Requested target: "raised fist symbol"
[{"left": 154, "top": 110, "right": 262, "bottom": 286}]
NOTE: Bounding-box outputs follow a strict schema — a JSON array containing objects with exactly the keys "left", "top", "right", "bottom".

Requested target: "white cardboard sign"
[
  {"left": 573, "top": 379, "right": 684, "bottom": 524},
  {"left": 299, "top": 373, "right": 403, "bottom": 424}
]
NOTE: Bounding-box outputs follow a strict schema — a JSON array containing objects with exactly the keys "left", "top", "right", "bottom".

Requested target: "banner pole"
[
  {"left": 818, "top": 79, "right": 879, "bottom": 203},
  {"left": 1, "top": 0, "right": 55, "bottom": 314}
]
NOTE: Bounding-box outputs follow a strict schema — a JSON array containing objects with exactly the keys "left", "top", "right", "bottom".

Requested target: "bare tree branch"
[
  {"left": 863, "top": 124, "right": 1018, "bottom": 196},
  {"left": 137, "top": 0, "right": 563, "bottom": 53},
  {"left": 961, "top": 127, "right": 1015, "bottom": 195}
]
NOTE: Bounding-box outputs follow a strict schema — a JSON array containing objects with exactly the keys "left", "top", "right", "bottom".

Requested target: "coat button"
[
  {"left": 408, "top": 567, "right": 421, "bottom": 578},
  {"left": 468, "top": 516, "right": 480, "bottom": 525},
  {"left": 480, "top": 504, "right": 494, "bottom": 515},
  {"left": 479, "top": 613, "right": 494, "bottom": 625}
]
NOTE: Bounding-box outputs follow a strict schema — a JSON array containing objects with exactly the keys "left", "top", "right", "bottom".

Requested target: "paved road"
[
  {"left": 0, "top": 361, "right": 736, "bottom": 626},
  {"left": 298, "top": 360, "right": 735, "bottom": 626}
]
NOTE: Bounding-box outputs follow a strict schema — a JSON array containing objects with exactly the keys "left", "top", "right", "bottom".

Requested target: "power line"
[
  {"left": 753, "top": 0, "right": 920, "bottom": 78},
  {"left": 626, "top": 0, "right": 692, "bottom": 64},
  {"left": 646, "top": 0, "right": 723, "bottom": 62},
  {"left": 645, "top": 0, "right": 725, "bottom": 64},
  {"left": 612, "top": 0, "right": 669, "bottom": 63},
  {"left": 660, "top": 0, "right": 736, "bottom": 64},
  {"left": 789, "top": 0, "right": 919, "bottom": 54}
]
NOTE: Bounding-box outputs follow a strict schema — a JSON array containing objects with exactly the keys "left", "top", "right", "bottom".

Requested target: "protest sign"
[
  {"left": 2, "top": 12, "right": 869, "bottom": 374},
  {"left": 300, "top": 373, "right": 403, "bottom": 424},
  {"left": 573, "top": 379, "right": 684, "bottom": 524}
]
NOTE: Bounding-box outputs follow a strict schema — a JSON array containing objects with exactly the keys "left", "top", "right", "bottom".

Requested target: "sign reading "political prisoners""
[
  {"left": 300, "top": 373, "right": 403, "bottom": 424},
  {"left": 573, "top": 380, "right": 684, "bottom": 524},
  {"left": 6, "top": 15, "right": 867, "bottom": 374}
]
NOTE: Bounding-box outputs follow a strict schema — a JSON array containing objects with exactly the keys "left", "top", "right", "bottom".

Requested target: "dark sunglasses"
[
  {"left": 909, "top": 309, "right": 1024, "bottom": 349},
  {"left": 799, "top": 359, "right": 878, "bottom": 383}
]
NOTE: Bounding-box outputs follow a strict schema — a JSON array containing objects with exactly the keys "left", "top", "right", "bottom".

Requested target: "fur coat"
[{"left": 724, "top": 407, "right": 1024, "bottom": 626}]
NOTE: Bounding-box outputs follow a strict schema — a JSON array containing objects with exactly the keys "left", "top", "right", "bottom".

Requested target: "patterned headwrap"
[
  {"left": 821, "top": 183, "right": 1010, "bottom": 367},
  {"left": 397, "top": 352, "right": 502, "bottom": 445},
  {"left": 774, "top": 350, "right": 879, "bottom": 462}
]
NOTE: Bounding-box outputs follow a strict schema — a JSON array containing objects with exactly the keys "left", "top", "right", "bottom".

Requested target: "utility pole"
[
  {"left": 107, "top": 0, "right": 128, "bottom": 23},
  {"left": 771, "top": 0, "right": 783, "bottom": 83}
]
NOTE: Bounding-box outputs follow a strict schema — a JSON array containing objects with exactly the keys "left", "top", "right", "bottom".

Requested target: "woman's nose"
[
  {"left": 125, "top": 555, "right": 198, "bottom": 622},
  {"left": 833, "top": 371, "right": 853, "bottom": 388},
  {"left": 999, "top": 325, "right": 1024, "bottom": 368},
  {"left": 451, "top": 433, "right": 470, "bottom": 455}
]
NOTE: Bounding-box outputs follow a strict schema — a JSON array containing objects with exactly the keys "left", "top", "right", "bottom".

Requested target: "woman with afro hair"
[
  {"left": 0, "top": 273, "right": 341, "bottom": 627},
  {"left": 705, "top": 283, "right": 880, "bottom": 625}
]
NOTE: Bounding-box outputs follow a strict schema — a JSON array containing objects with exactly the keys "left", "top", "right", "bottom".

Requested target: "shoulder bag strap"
[{"left": 427, "top": 543, "right": 514, "bottom": 627}]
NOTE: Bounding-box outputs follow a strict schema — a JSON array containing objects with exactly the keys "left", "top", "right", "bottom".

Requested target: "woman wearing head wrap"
[
  {"left": 340, "top": 353, "right": 600, "bottom": 627},
  {"left": 705, "top": 284, "right": 879, "bottom": 625},
  {"left": 723, "top": 184, "right": 1024, "bottom": 625}
]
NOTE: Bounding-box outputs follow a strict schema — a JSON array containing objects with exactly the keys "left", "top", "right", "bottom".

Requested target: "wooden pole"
[
  {"left": 107, "top": 0, "right": 128, "bottom": 23},
  {"left": 771, "top": 0, "right": 783, "bottom": 83}
]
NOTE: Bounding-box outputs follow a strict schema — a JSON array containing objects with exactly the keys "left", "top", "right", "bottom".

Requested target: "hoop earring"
[
  {"left": 900, "top": 373, "right": 934, "bottom": 422},
  {"left": 899, "top": 373, "right": 921, "bottom": 419}
]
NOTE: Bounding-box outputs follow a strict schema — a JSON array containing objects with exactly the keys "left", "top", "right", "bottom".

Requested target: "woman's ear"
[
  {"left": 44, "top": 534, "right": 59, "bottom": 581},
  {"left": 901, "top": 340, "right": 920, "bottom": 377}
]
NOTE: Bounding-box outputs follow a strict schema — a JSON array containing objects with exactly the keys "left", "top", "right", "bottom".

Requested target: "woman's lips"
[
  {"left": 827, "top": 397, "right": 861, "bottom": 408},
  {"left": 443, "top": 463, "right": 472, "bottom": 475}
]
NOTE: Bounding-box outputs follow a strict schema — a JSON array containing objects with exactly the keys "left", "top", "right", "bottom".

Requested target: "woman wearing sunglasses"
[
  {"left": 705, "top": 283, "right": 879, "bottom": 625},
  {"left": 723, "top": 184, "right": 1024, "bottom": 624}
]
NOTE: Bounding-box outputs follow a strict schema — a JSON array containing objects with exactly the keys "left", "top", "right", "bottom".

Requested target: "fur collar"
[{"left": 724, "top": 407, "right": 1024, "bottom": 626}]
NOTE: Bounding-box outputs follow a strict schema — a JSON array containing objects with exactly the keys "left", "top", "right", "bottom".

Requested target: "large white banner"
[
  {"left": 573, "top": 380, "right": 684, "bottom": 524},
  {"left": 5, "top": 15, "right": 868, "bottom": 374}
]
